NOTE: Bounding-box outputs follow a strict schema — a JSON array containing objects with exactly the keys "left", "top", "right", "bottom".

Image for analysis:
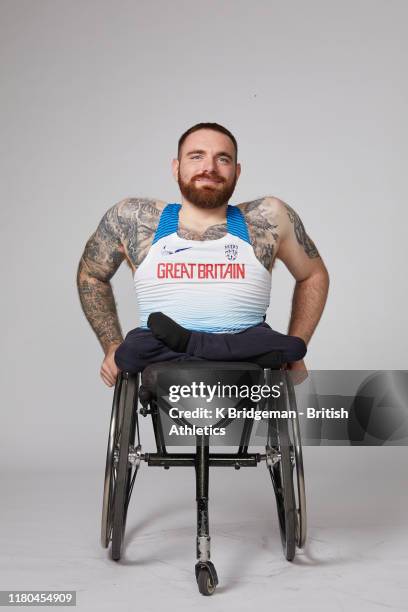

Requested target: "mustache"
[{"left": 193, "top": 174, "right": 224, "bottom": 182}]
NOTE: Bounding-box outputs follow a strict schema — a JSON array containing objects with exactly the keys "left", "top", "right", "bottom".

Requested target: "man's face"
[{"left": 172, "top": 129, "right": 241, "bottom": 209}]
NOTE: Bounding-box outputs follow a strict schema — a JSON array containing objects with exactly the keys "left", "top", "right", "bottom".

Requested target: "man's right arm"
[
  {"left": 77, "top": 197, "right": 165, "bottom": 360},
  {"left": 76, "top": 199, "right": 128, "bottom": 355}
]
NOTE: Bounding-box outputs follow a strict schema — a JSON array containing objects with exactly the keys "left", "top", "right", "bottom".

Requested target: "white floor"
[{"left": 1, "top": 447, "right": 407, "bottom": 611}]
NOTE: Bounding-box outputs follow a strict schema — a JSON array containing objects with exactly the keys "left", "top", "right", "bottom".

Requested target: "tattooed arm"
[
  {"left": 76, "top": 199, "right": 128, "bottom": 355},
  {"left": 76, "top": 197, "right": 164, "bottom": 386},
  {"left": 271, "top": 196, "right": 330, "bottom": 346}
]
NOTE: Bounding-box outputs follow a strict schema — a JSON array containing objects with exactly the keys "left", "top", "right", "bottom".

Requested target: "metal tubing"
[
  {"left": 195, "top": 435, "right": 210, "bottom": 561},
  {"left": 149, "top": 400, "right": 168, "bottom": 456},
  {"left": 145, "top": 453, "right": 261, "bottom": 466}
]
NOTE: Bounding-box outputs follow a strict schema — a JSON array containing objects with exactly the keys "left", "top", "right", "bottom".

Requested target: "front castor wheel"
[
  {"left": 197, "top": 568, "right": 216, "bottom": 595},
  {"left": 195, "top": 561, "right": 218, "bottom": 596}
]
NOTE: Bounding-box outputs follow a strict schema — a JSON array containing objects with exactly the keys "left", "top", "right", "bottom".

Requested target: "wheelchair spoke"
[{"left": 125, "top": 464, "right": 140, "bottom": 512}]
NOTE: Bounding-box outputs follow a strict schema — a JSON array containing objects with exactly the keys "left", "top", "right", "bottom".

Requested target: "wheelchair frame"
[{"left": 101, "top": 364, "right": 306, "bottom": 596}]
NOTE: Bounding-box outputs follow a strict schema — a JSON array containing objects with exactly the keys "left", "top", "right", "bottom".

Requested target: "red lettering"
[
  {"left": 158, "top": 261, "right": 246, "bottom": 279},
  {"left": 166, "top": 262, "right": 173, "bottom": 278},
  {"left": 157, "top": 263, "right": 165, "bottom": 279},
  {"left": 198, "top": 263, "right": 206, "bottom": 278},
  {"left": 204, "top": 263, "right": 214, "bottom": 279},
  {"left": 236, "top": 263, "right": 245, "bottom": 278},
  {"left": 222, "top": 264, "right": 231, "bottom": 279}
]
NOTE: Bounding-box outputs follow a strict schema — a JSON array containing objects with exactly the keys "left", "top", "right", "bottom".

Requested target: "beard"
[{"left": 177, "top": 170, "right": 237, "bottom": 209}]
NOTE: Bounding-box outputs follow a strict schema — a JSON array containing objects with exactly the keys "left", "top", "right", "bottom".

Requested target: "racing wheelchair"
[{"left": 100, "top": 358, "right": 307, "bottom": 596}]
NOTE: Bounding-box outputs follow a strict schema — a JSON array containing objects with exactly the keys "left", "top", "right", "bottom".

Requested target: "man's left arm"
[{"left": 272, "top": 197, "right": 330, "bottom": 348}]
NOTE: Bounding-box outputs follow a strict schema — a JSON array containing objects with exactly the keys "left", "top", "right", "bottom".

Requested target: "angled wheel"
[
  {"left": 110, "top": 372, "right": 141, "bottom": 561},
  {"left": 265, "top": 370, "right": 296, "bottom": 561},
  {"left": 284, "top": 369, "right": 307, "bottom": 548},
  {"left": 101, "top": 372, "right": 123, "bottom": 548},
  {"left": 267, "top": 415, "right": 296, "bottom": 561}
]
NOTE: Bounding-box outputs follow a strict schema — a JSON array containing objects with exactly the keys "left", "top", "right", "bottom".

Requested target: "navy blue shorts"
[{"left": 114, "top": 321, "right": 306, "bottom": 374}]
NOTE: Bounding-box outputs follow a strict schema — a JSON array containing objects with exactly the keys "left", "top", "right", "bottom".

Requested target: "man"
[{"left": 77, "top": 122, "right": 329, "bottom": 387}]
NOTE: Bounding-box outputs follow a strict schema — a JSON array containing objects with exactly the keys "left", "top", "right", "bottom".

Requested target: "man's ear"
[
  {"left": 171, "top": 158, "right": 179, "bottom": 182},
  {"left": 236, "top": 162, "right": 241, "bottom": 180}
]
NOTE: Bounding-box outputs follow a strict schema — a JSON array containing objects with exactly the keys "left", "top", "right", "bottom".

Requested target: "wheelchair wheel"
[
  {"left": 197, "top": 567, "right": 216, "bottom": 596},
  {"left": 110, "top": 373, "right": 141, "bottom": 561},
  {"left": 284, "top": 370, "right": 307, "bottom": 548},
  {"left": 101, "top": 372, "right": 123, "bottom": 548},
  {"left": 267, "top": 413, "right": 296, "bottom": 561}
]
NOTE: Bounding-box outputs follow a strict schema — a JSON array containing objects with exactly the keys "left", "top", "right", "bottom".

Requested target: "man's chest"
[{"left": 122, "top": 201, "right": 279, "bottom": 275}]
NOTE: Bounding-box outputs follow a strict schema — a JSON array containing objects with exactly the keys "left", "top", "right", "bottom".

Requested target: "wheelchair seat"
[{"left": 141, "top": 359, "right": 281, "bottom": 394}]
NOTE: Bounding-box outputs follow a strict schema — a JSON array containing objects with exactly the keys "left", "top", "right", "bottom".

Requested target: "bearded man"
[{"left": 77, "top": 122, "right": 329, "bottom": 387}]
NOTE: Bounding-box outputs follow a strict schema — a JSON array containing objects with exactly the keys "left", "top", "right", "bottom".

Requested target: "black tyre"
[
  {"left": 111, "top": 373, "right": 140, "bottom": 561},
  {"left": 101, "top": 372, "right": 123, "bottom": 548},
  {"left": 197, "top": 568, "right": 216, "bottom": 596},
  {"left": 266, "top": 373, "right": 296, "bottom": 561},
  {"left": 284, "top": 370, "right": 307, "bottom": 548}
]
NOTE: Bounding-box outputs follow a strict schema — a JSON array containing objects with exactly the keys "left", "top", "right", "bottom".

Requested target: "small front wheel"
[{"left": 197, "top": 567, "right": 216, "bottom": 596}]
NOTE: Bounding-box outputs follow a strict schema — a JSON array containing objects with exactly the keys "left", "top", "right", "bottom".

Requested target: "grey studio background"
[{"left": 1, "top": 1, "right": 407, "bottom": 611}]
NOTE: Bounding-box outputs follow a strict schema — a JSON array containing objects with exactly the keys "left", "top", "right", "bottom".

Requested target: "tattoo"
[
  {"left": 76, "top": 272, "right": 124, "bottom": 352},
  {"left": 237, "top": 198, "right": 279, "bottom": 272},
  {"left": 125, "top": 198, "right": 163, "bottom": 267},
  {"left": 283, "top": 202, "right": 319, "bottom": 258},
  {"left": 177, "top": 223, "right": 228, "bottom": 241},
  {"left": 79, "top": 207, "right": 124, "bottom": 282},
  {"left": 77, "top": 197, "right": 164, "bottom": 351}
]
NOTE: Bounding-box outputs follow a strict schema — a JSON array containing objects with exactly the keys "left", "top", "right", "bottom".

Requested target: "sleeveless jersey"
[{"left": 134, "top": 203, "right": 271, "bottom": 333}]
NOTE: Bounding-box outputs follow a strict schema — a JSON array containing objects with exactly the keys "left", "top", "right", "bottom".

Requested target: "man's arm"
[
  {"left": 77, "top": 197, "right": 165, "bottom": 386},
  {"left": 271, "top": 197, "right": 330, "bottom": 346},
  {"left": 76, "top": 199, "right": 128, "bottom": 354}
]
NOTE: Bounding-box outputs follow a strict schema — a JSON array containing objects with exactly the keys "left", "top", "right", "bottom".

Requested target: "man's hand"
[
  {"left": 285, "top": 359, "right": 308, "bottom": 386},
  {"left": 100, "top": 343, "right": 121, "bottom": 387}
]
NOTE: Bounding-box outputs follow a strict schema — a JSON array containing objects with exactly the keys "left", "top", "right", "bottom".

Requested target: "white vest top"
[{"left": 134, "top": 203, "right": 271, "bottom": 333}]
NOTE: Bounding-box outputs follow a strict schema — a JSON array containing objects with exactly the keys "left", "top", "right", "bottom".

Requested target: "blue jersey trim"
[
  {"left": 152, "top": 202, "right": 251, "bottom": 244},
  {"left": 227, "top": 205, "right": 251, "bottom": 244},
  {"left": 152, "top": 203, "right": 180, "bottom": 244}
]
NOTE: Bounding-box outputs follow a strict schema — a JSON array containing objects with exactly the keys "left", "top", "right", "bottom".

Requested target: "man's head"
[{"left": 172, "top": 122, "right": 241, "bottom": 210}]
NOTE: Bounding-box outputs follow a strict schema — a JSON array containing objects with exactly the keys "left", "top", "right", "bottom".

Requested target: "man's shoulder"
[
  {"left": 106, "top": 198, "right": 168, "bottom": 270},
  {"left": 114, "top": 197, "right": 167, "bottom": 219},
  {"left": 108, "top": 197, "right": 168, "bottom": 242},
  {"left": 233, "top": 197, "right": 286, "bottom": 272},
  {"left": 235, "top": 196, "right": 286, "bottom": 227}
]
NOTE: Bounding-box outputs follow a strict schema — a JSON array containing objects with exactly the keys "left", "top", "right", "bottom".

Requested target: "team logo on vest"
[{"left": 225, "top": 243, "right": 238, "bottom": 261}]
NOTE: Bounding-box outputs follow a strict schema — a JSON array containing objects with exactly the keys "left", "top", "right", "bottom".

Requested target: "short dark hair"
[{"left": 177, "top": 122, "right": 238, "bottom": 163}]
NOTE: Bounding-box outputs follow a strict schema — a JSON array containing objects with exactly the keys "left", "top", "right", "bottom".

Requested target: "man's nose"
[{"left": 202, "top": 156, "right": 217, "bottom": 173}]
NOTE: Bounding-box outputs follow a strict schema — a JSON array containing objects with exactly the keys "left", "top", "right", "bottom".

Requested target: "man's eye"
[{"left": 189, "top": 155, "right": 229, "bottom": 162}]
